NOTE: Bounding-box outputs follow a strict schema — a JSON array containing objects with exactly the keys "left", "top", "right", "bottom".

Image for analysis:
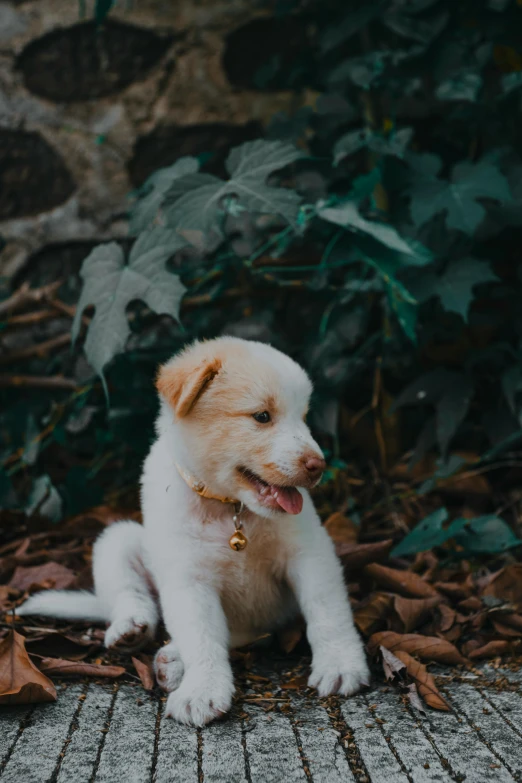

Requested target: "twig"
[
  {"left": 0, "top": 333, "right": 71, "bottom": 366},
  {"left": 181, "top": 288, "right": 243, "bottom": 309},
  {"left": 3, "top": 309, "right": 59, "bottom": 328},
  {"left": 0, "top": 374, "right": 77, "bottom": 390},
  {"left": 0, "top": 281, "right": 63, "bottom": 318},
  {"left": 48, "top": 298, "right": 90, "bottom": 327}
]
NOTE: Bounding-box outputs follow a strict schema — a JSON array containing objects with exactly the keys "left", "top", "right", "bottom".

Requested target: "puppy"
[{"left": 18, "top": 337, "right": 369, "bottom": 726}]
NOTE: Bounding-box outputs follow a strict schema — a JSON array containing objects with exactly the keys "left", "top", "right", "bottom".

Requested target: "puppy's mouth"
[{"left": 238, "top": 468, "right": 303, "bottom": 515}]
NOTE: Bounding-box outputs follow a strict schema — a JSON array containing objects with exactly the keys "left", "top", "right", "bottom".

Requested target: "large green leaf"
[
  {"left": 129, "top": 157, "right": 199, "bottom": 234},
  {"left": 163, "top": 140, "right": 303, "bottom": 238},
  {"left": 409, "top": 157, "right": 511, "bottom": 234},
  {"left": 319, "top": 201, "right": 428, "bottom": 259},
  {"left": 407, "top": 258, "right": 498, "bottom": 320},
  {"left": 72, "top": 237, "right": 186, "bottom": 389}
]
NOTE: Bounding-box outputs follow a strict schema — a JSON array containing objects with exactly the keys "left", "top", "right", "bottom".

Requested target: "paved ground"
[{"left": 1, "top": 665, "right": 522, "bottom": 783}]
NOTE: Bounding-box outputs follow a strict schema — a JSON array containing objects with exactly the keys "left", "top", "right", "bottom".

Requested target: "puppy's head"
[{"left": 156, "top": 337, "right": 325, "bottom": 518}]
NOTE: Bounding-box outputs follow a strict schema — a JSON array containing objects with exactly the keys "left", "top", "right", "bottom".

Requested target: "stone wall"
[{"left": 0, "top": 0, "right": 317, "bottom": 281}]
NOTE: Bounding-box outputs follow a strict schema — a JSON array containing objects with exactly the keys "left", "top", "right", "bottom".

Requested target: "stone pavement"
[{"left": 1, "top": 665, "right": 522, "bottom": 783}]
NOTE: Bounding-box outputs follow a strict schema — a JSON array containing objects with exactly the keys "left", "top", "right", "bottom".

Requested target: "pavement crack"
[
  {"left": 363, "top": 694, "right": 414, "bottom": 783},
  {"left": 325, "top": 697, "right": 371, "bottom": 783},
  {"left": 0, "top": 704, "right": 35, "bottom": 777},
  {"left": 241, "top": 718, "right": 253, "bottom": 783},
  {"left": 49, "top": 683, "right": 89, "bottom": 783},
  {"left": 197, "top": 727, "right": 204, "bottom": 783},
  {"left": 288, "top": 708, "right": 313, "bottom": 782},
  {"left": 149, "top": 695, "right": 163, "bottom": 783},
  {"left": 89, "top": 682, "right": 119, "bottom": 783},
  {"left": 441, "top": 686, "right": 520, "bottom": 782},
  {"left": 479, "top": 688, "right": 522, "bottom": 742}
]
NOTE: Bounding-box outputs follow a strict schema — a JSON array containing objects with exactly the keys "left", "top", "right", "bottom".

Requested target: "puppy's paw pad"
[
  {"left": 105, "top": 616, "right": 154, "bottom": 651},
  {"left": 154, "top": 644, "right": 184, "bottom": 692},
  {"left": 164, "top": 672, "right": 234, "bottom": 727}
]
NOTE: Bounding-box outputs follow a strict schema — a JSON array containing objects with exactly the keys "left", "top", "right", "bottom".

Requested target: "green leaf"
[
  {"left": 129, "top": 157, "right": 199, "bottom": 234},
  {"left": 454, "top": 515, "right": 522, "bottom": 554},
  {"left": 72, "top": 240, "right": 186, "bottom": 389},
  {"left": 502, "top": 365, "right": 522, "bottom": 413},
  {"left": 392, "top": 508, "right": 456, "bottom": 556},
  {"left": 318, "top": 201, "right": 425, "bottom": 258},
  {"left": 408, "top": 258, "right": 498, "bottom": 320},
  {"left": 435, "top": 73, "right": 482, "bottom": 102},
  {"left": 409, "top": 158, "right": 511, "bottom": 234},
  {"left": 163, "top": 140, "right": 303, "bottom": 237},
  {"left": 333, "top": 127, "right": 413, "bottom": 165},
  {"left": 26, "top": 475, "right": 62, "bottom": 523}
]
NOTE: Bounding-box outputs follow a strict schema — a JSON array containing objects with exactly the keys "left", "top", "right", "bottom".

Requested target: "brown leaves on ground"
[
  {"left": 131, "top": 655, "right": 155, "bottom": 690},
  {"left": 38, "top": 658, "right": 125, "bottom": 678},
  {"left": 369, "top": 631, "right": 465, "bottom": 665},
  {"left": 364, "top": 563, "right": 439, "bottom": 599},
  {"left": 10, "top": 562, "right": 76, "bottom": 592},
  {"left": 379, "top": 645, "right": 448, "bottom": 712},
  {"left": 0, "top": 630, "right": 56, "bottom": 704}
]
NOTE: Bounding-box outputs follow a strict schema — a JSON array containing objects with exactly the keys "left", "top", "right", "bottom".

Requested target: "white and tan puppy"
[{"left": 19, "top": 337, "right": 369, "bottom": 726}]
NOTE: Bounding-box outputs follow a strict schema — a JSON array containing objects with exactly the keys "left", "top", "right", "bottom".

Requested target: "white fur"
[{"left": 18, "top": 337, "right": 369, "bottom": 726}]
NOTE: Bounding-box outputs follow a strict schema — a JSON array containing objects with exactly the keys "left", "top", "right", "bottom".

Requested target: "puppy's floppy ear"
[{"left": 156, "top": 357, "right": 221, "bottom": 417}]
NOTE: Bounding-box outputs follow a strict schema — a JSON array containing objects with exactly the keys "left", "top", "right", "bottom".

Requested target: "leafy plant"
[{"left": 3, "top": 0, "right": 522, "bottom": 559}]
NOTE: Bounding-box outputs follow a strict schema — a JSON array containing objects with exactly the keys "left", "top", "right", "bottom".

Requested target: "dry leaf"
[
  {"left": 280, "top": 675, "right": 308, "bottom": 690},
  {"left": 10, "top": 562, "right": 76, "bottom": 592},
  {"left": 368, "top": 631, "right": 466, "bottom": 665},
  {"left": 324, "top": 512, "right": 358, "bottom": 545},
  {"left": 394, "top": 596, "right": 441, "bottom": 633},
  {"left": 393, "top": 650, "right": 449, "bottom": 711},
  {"left": 355, "top": 593, "right": 394, "bottom": 636},
  {"left": 491, "top": 618, "right": 522, "bottom": 638},
  {"left": 380, "top": 645, "right": 406, "bottom": 680},
  {"left": 132, "top": 655, "right": 154, "bottom": 690},
  {"left": 433, "top": 580, "right": 472, "bottom": 601},
  {"left": 438, "top": 604, "right": 457, "bottom": 632},
  {"left": 39, "top": 658, "right": 125, "bottom": 678},
  {"left": 0, "top": 630, "right": 56, "bottom": 705},
  {"left": 365, "top": 564, "right": 439, "bottom": 599},
  {"left": 458, "top": 596, "right": 482, "bottom": 612},
  {"left": 483, "top": 565, "right": 522, "bottom": 609},
  {"left": 468, "top": 640, "right": 513, "bottom": 660},
  {"left": 337, "top": 539, "right": 393, "bottom": 568},
  {"left": 278, "top": 616, "right": 305, "bottom": 654},
  {"left": 406, "top": 683, "right": 427, "bottom": 715}
]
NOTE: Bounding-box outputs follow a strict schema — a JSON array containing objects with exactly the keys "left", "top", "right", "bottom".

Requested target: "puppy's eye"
[{"left": 253, "top": 411, "right": 271, "bottom": 424}]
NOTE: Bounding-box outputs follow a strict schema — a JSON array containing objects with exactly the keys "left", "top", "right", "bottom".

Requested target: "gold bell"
[{"left": 229, "top": 529, "right": 248, "bottom": 551}]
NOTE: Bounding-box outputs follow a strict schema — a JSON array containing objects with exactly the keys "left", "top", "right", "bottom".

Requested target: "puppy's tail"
[{"left": 16, "top": 590, "right": 108, "bottom": 622}]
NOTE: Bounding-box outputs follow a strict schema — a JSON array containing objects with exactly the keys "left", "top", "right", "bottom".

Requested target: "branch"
[
  {"left": 0, "top": 374, "right": 77, "bottom": 390},
  {"left": 0, "top": 333, "right": 71, "bottom": 366},
  {"left": 0, "top": 281, "right": 63, "bottom": 318}
]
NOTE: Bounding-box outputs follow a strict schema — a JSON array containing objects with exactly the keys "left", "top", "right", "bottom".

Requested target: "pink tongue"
[{"left": 271, "top": 486, "right": 303, "bottom": 514}]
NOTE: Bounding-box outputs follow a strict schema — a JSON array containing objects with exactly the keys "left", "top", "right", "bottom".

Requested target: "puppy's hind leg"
[{"left": 93, "top": 521, "right": 159, "bottom": 651}]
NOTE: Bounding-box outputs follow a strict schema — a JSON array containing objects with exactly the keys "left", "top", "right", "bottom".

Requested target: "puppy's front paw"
[
  {"left": 105, "top": 615, "right": 155, "bottom": 651},
  {"left": 309, "top": 640, "right": 370, "bottom": 697},
  {"left": 165, "top": 665, "right": 234, "bottom": 727},
  {"left": 154, "top": 642, "right": 184, "bottom": 692}
]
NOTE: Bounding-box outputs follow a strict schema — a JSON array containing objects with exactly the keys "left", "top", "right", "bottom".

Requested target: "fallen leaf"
[
  {"left": 337, "top": 539, "right": 393, "bottom": 568},
  {"left": 491, "top": 618, "right": 522, "bottom": 638},
  {"left": 38, "top": 658, "right": 125, "bottom": 678},
  {"left": 433, "top": 580, "right": 473, "bottom": 601},
  {"left": 406, "top": 682, "right": 427, "bottom": 715},
  {"left": 458, "top": 596, "right": 483, "bottom": 612},
  {"left": 394, "top": 596, "right": 441, "bottom": 633},
  {"left": 468, "top": 640, "right": 513, "bottom": 659},
  {"left": 483, "top": 565, "right": 522, "bottom": 608},
  {"left": 324, "top": 512, "right": 358, "bottom": 545},
  {"left": 369, "top": 631, "right": 466, "bottom": 665},
  {"left": 365, "top": 564, "right": 439, "bottom": 599},
  {"left": 355, "top": 593, "right": 394, "bottom": 636},
  {"left": 394, "top": 650, "right": 449, "bottom": 711},
  {"left": 9, "top": 562, "right": 76, "bottom": 592},
  {"left": 0, "top": 585, "right": 20, "bottom": 612},
  {"left": 280, "top": 675, "right": 309, "bottom": 690},
  {"left": 132, "top": 655, "right": 154, "bottom": 690},
  {"left": 380, "top": 645, "right": 406, "bottom": 680},
  {"left": 438, "top": 604, "right": 457, "bottom": 632},
  {"left": 278, "top": 616, "right": 306, "bottom": 653},
  {"left": 0, "top": 630, "right": 56, "bottom": 704}
]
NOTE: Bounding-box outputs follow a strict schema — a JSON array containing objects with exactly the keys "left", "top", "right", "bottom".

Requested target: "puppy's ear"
[{"left": 156, "top": 357, "right": 221, "bottom": 417}]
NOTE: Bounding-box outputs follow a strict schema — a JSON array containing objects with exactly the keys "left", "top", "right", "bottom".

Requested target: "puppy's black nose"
[{"left": 303, "top": 455, "right": 326, "bottom": 478}]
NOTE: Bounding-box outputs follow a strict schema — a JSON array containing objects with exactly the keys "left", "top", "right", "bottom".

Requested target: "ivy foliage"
[{"left": 3, "top": 0, "right": 522, "bottom": 558}]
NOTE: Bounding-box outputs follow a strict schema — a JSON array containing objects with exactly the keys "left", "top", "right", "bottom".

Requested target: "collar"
[{"left": 174, "top": 462, "right": 238, "bottom": 505}]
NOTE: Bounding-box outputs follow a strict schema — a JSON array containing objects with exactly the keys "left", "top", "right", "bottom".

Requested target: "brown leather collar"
[{"left": 174, "top": 462, "right": 238, "bottom": 505}]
